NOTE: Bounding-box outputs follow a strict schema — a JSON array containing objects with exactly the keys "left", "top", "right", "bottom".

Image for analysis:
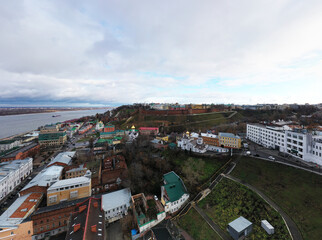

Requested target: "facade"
[
  {"left": 47, "top": 174, "right": 91, "bottom": 206},
  {"left": 38, "top": 125, "right": 67, "bottom": 147},
  {"left": 0, "top": 192, "right": 43, "bottom": 240},
  {"left": 227, "top": 216, "right": 253, "bottom": 240},
  {"left": 0, "top": 142, "right": 39, "bottom": 162},
  {"left": 31, "top": 197, "right": 89, "bottom": 240},
  {"left": 65, "top": 164, "right": 88, "bottom": 179},
  {"left": 177, "top": 132, "right": 208, "bottom": 153},
  {"left": 100, "top": 130, "right": 125, "bottom": 139},
  {"left": 65, "top": 197, "right": 105, "bottom": 240},
  {"left": 139, "top": 127, "right": 159, "bottom": 136},
  {"left": 0, "top": 139, "right": 21, "bottom": 152},
  {"left": 161, "top": 171, "right": 189, "bottom": 213},
  {"left": 103, "top": 124, "right": 115, "bottom": 133},
  {"left": 95, "top": 121, "right": 104, "bottom": 131},
  {"left": 47, "top": 151, "right": 75, "bottom": 167},
  {"left": 247, "top": 124, "right": 322, "bottom": 165},
  {"left": 101, "top": 188, "right": 132, "bottom": 222},
  {"left": 78, "top": 124, "right": 93, "bottom": 135},
  {"left": 0, "top": 158, "right": 33, "bottom": 201},
  {"left": 20, "top": 165, "right": 64, "bottom": 196},
  {"left": 201, "top": 133, "right": 219, "bottom": 146},
  {"left": 218, "top": 132, "right": 241, "bottom": 149}
]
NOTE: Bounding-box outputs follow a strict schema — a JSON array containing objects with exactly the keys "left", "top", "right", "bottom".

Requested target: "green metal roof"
[
  {"left": 0, "top": 139, "right": 17, "bottom": 144},
  {"left": 163, "top": 171, "right": 187, "bottom": 202},
  {"left": 39, "top": 132, "right": 66, "bottom": 140}
]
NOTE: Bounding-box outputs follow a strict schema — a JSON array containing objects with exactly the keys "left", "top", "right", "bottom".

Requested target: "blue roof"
[
  {"left": 219, "top": 132, "right": 240, "bottom": 139},
  {"left": 228, "top": 216, "right": 252, "bottom": 232}
]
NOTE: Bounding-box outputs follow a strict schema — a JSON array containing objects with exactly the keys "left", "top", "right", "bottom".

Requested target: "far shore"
[{"left": 0, "top": 107, "right": 109, "bottom": 116}]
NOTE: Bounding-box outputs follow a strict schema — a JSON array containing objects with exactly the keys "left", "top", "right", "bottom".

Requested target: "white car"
[
  {"left": 268, "top": 156, "right": 275, "bottom": 160},
  {"left": 154, "top": 195, "right": 158, "bottom": 201}
]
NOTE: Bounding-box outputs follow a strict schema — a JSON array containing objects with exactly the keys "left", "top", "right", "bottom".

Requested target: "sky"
[{"left": 0, "top": 0, "right": 322, "bottom": 107}]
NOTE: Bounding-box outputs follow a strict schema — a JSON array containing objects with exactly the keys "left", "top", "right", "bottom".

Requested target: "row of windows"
[{"left": 107, "top": 204, "right": 127, "bottom": 214}]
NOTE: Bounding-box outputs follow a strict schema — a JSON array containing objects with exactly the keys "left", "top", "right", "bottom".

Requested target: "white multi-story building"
[
  {"left": 102, "top": 188, "right": 132, "bottom": 222},
  {"left": 0, "top": 158, "right": 33, "bottom": 200},
  {"left": 0, "top": 139, "right": 21, "bottom": 152},
  {"left": 161, "top": 171, "right": 189, "bottom": 213},
  {"left": 247, "top": 124, "right": 322, "bottom": 165}
]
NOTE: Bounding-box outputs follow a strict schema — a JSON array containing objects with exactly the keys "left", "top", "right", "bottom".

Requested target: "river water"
[{"left": 0, "top": 109, "right": 109, "bottom": 139}]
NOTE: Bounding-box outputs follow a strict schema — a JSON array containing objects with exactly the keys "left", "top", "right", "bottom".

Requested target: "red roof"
[{"left": 139, "top": 127, "right": 159, "bottom": 130}]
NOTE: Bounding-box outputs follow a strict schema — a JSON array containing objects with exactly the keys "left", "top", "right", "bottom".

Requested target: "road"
[
  {"left": 248, "top": 141, "right": 322, "bottom": 175},
  {"left": 224, "top": 174, "right": 303, "bottom": 240}
]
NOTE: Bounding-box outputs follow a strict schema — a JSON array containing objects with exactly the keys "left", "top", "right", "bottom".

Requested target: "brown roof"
[{"left": 10, "top": 193, "right": 43, "bottom": 218}]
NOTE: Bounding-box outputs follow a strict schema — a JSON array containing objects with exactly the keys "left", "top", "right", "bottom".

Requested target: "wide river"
[{"left": 0, "top": 109, "right": 109, "bottom": 139}]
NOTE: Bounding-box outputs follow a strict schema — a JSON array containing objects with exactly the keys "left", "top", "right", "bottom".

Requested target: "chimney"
[
  {"left": 91, "top": 225, "right": 97, "bottom": 232},
  {"left": 79, "top": 205, "right": 87, "bottom": 213},
  {"left": 74, "top": 223, "right": 81, "bottom": 232}
]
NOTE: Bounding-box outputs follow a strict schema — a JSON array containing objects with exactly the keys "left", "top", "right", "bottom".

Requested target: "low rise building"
[
  {"left": 227, "top": 216, "right": 253, "bottom": 240},
  {"left": 0, "top": 139, "right": 21, "bottom": 152},
  {"left": 65, "top": 197, "right": 105, "bottom": 240},
  {"left": 218, "top": 132, "right": 241, "bottom": 149},
  {"left": 177, "top": 132, "right": 208, "bottom": 153},
  {"left": 101, "top": 188, "right": 131, "bottom": 223},
  {"left": 31, "top": 196, "right": 89, "bottom": 240},
  {"left": 139, "top": 127, "right": 159, "bottom": 136},
  {"left": 0, "top": 158, "right": 33, "bottom": 201},
  {"left": 0, "top": 142, "right": 39, "bottom": 162},
  {"left": 20, "top": 165, "right": 63, "bottom": 196},
  {"left": 78, "top": 124, "right": 93, "bottom": 135},
  {"left": 100, "top": 130, "right": 125, "bottom": 139},
  {"left": 47, "top": 173, "right": 92, "bottom": 206},
  {"left": 38, "top": 125, "right": 67, "bottom": 147},
  {"left": 65, "top": 164, "right": 88, "bottom": 179},
  {"left": 132, "top": 193, "right": 166, "bottom": 233},
  {"left": 47, "top": 151, "right": 75, "bottom": 167},
  {"left": 0, "top": 192, "right": 43, "bottom": 240},
  {"left": 101, "top": 155, "right": 128, "bottom": 191},
  {"left": 161, "top": 171, "right": 189, "bottom": 214}
]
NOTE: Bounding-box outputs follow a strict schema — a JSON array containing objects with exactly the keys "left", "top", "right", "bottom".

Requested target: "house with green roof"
[{"left": 161, "top": 171, "right": 189, "bottom": 213}]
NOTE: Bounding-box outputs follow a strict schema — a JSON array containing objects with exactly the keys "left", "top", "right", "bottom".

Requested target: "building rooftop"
[
  {"left": 0, "top": 158, "right": 32, "bottom": 180},
  {"left": 228, "top": 216, "right": 252, "bottom": 233},
  {"left": 47, "top": 176, "right": 90, "bottom": 191},
  {"left": 102, "top": 188, "right": 131, "bottom": 211},
  {"left": 21, "top": 165, "right": 64, "bottom": 191},
  {"left": 219, "top": 132, "right": 240, "bottom": 139},
  {"left": 0, "top": 192, "right": 43, "bottom": 227},
  {"left": 0, "top": 142, "right": 38, "bottom": 159},
  {"left": 0, "top": 139, "right": 20, "bottom": 145},
  {"left": 65, "top": 197, "right": 105, "bottom": 240},
  {"left": 48, "top": 151, "right": 75, "bottom": 166},
  {"left": 163, "top": 171, "right": 187, "bottom": 202}
]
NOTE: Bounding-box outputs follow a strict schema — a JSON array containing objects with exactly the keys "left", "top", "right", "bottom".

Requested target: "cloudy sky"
[{"left": 0, "top": 0, "right": 321, "bottom": 106}]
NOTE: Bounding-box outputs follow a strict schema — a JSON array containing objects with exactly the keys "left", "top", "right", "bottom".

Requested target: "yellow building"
[
  {"left": 156, "top": 135, "right": 169, "bottom": 142},
  {"left": 38, "top": 124, "right": 67, "bottom": 147},
  {"left": 47, "top": 176, "right": 91, "bottom": 206},
  {"left": 218, "top": 132, "right": 241, "bottom": 149},
  {"left": 65, "top": 164, "right": 88, "bottom": 179}
]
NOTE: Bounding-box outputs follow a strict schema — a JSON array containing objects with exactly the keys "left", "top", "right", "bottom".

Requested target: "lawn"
[
  {"left": 231, "top": 157, "right": 322, "bottom": 240},
  {"left": 163, "top": 150, "right": 229, "bottom": 188},
  {"left": 199, "top": 178, "right": 291, "bottom": 240},
  {"left": 177, "top": 208, "right": 221, "bottom": 240}
]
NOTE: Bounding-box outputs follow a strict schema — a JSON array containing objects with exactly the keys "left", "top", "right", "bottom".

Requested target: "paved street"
[{"left": 248, "top": 142, "right": 322, "bottom": 175}]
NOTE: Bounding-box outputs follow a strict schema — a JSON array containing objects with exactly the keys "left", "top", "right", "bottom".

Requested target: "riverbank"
[{"left": 0, "top": 107, "right": 109, "bottom": 116}]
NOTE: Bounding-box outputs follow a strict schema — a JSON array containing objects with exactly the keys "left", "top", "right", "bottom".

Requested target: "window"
[{"left": 70, "top": 190, "right": 78, "bottom": 198}]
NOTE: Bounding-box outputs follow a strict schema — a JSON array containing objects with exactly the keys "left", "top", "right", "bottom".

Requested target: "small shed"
[
  {"left": 261, "top": 220, "right": 274, "bottom": 235},
  {"left": 227, "top": 216, "right": 253, "bottom": 240}
]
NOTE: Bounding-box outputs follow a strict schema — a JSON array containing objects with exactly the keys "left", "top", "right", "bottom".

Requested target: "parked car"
[
  {"left": 154, "top": 195, "right": 158, "bottom": 201},
  {"left": 268, "top": 156, "right": 275, "bottom": 160}
]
